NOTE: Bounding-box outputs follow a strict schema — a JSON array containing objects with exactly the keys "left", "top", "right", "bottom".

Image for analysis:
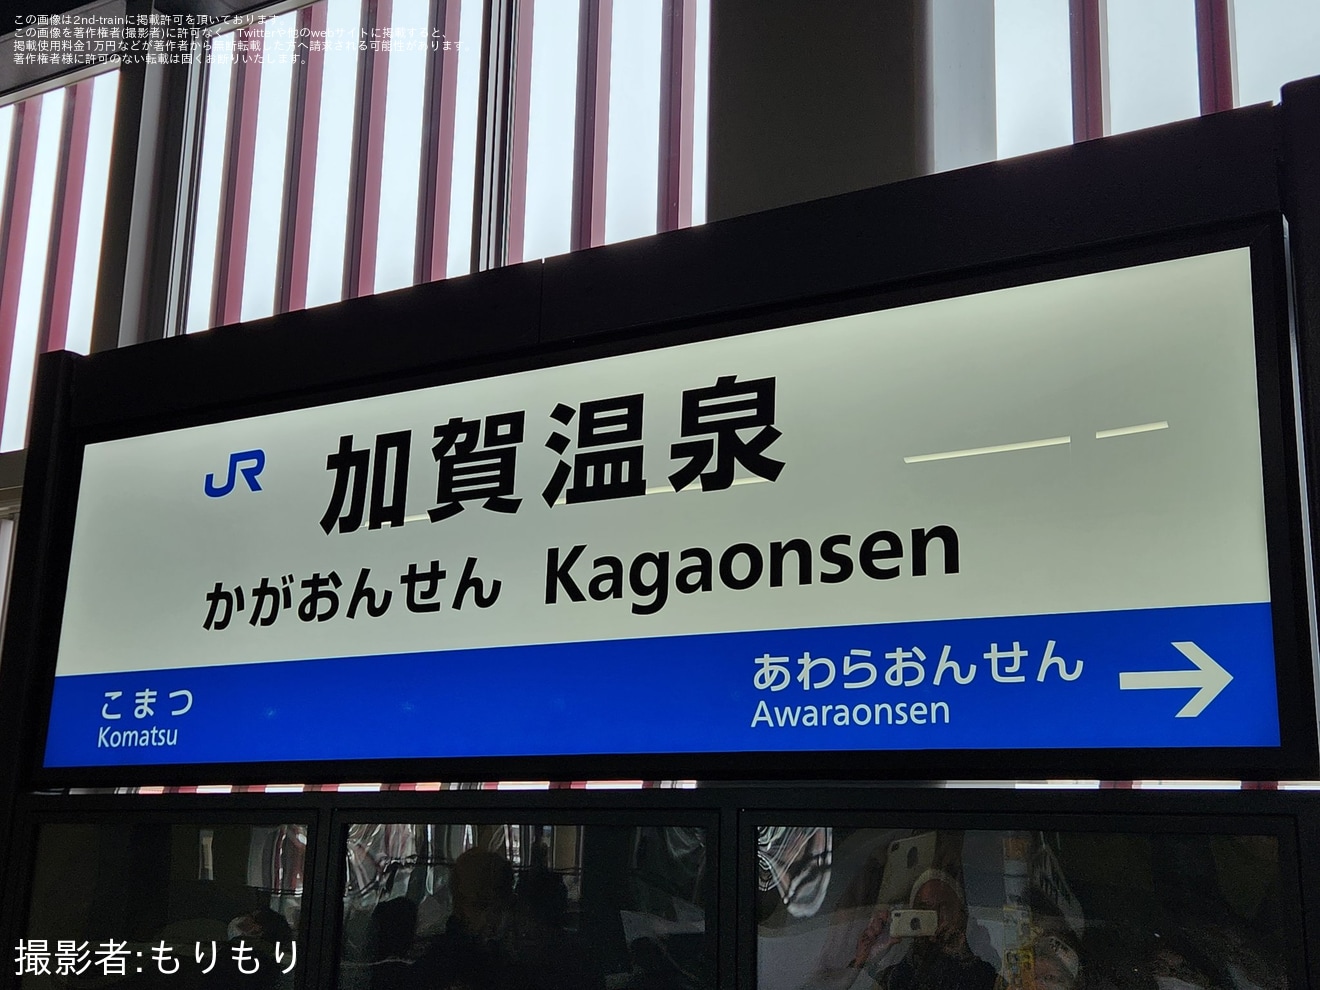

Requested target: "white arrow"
[{"left": 1118, "top": 642, "right": 1233, "bottom": 718}]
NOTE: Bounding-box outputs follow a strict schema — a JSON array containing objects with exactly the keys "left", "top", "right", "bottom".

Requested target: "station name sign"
[{"left": 45, "top": 249, "right": 1283, "bottom": 768}]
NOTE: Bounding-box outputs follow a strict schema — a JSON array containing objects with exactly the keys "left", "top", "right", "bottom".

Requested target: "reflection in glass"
[
  {"left": 758, "top": 826, "right": 1288, "bottom": 990},
  {"left": 23, "top": 822, "right": 306, "bottom": 988},
  {"left": 339, "top": 822, "right": 713, "bottom": 990}
]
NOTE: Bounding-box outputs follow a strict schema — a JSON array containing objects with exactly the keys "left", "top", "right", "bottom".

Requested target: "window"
[
  {"left": 757, "top": 822, "right": 1295, "bottom": 990},
  {"left": 183, "top": 0, "right": 711, "bottom": 331},
  {"left": 23, "top": 820, "right": 308, "bottom": 987},
  {"left": 993, "top": 0, "right": 1072, "bottom": 159},
  {"left": 338, "top": 820, "right": 714, "bottom": 990},
  {"left": 513, "top": 0, "right": 708, "bottom": 261},
  {"left": 1107, "top": 0, "right": 1200, "bottom": 136},
  {"left": 1234, "top": 0, "right": 1320, "bottom": 107},
  {"left": 185, "top": 0, "right": 487, "bottom": 329},
  {"left": 992, "top": 0, "right": 1320, "bottom": 161},
  {"left": 0, "top": 68, "right": 119, "bottom": 452}
]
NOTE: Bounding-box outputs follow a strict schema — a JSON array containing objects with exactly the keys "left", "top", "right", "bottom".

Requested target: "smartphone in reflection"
[{"left": 889, "top": 909, "right": 938, "bottom": 937}]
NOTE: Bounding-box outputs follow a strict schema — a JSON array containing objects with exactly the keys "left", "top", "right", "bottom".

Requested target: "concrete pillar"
[{"left": 706, "top": 0, "right": 997, "bottom": 221}]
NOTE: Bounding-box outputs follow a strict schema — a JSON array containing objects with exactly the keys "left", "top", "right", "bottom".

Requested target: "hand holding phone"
[{"left": 850, "top": 908, "right": 895, "bottom": 967}]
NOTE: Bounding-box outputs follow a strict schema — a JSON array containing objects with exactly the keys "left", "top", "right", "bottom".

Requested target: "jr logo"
[{"left": 205, "top": 449, "right": 266, "bottom": 498}]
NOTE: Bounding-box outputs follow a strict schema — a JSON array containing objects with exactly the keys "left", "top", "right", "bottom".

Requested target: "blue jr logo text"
[{"left": 205, "top": 450, "right": 266, "bottom": 497}]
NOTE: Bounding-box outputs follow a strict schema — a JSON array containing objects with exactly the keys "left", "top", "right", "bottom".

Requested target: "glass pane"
[
  {"left": 994, "top": 0, "right": 1073, "bottom": 159},
  {"left": 757, "top": 825, "right": 1292, "bottom": 990},
  {"left": 929, "top": 0, "right": 997, "bottom": 173},
  {"left": 22, "top": 821, "right": 307, "bottom": 988},
  {"left": 603, "top": 0, "right": 662, "bottom": 245},
  {"left": 1235, "top": 0, "right": 1320, "bottom": 107},
  {"left": 65, "top": 69, "right": 121, "bottom": 356},
  {"left": 523, "top": 0, "right": 581, "bottom": 261},
  {"left": 2, "top": 90, "right": 65, "bottom": 454},
  {"left": 374, "top": 0, "right": 430, "bottom": 295},
  {"left": 240, "top": 13, "right": 297, "bottom": 322},
  {"left": 1108, "top": 0, "right": 1199, "bottom": 135},
  {"left": 691, "top": 0, "right": 709, "bottom": 226},
  {"left": 338, "top": 822, "right": 714, "bottom": 990},
  {"left": 0, "top": 515, "right": 16, "bottom": 645},
  {"left": 446, "top": 0, "right": 484, "bottom": 278},
  {"left": 0, "top": 104, "right": 14, "bottom": 230},
  {"left": 306, "top": 0, "right": 362, "bottom": 310},
  {"left": 186, "top": 31, "right": 236, "bottom": 333},
  {"left": 0, "top": 105, "right": 12, "bottom": 444}
]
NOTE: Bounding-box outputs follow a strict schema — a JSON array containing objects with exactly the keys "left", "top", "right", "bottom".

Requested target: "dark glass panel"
[
  {"left": 338, "top": 822, "right": 713, "bottom": 990},
  {"left": 22, "top": 822, "right": 306, "bottom": 988}
]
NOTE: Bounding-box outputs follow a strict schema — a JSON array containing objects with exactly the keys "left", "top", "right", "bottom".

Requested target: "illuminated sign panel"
[{"left": 45, "top": 249, "right": 1283, "bottom": 767}]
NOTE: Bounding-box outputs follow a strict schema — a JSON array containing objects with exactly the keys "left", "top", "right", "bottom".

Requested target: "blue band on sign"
[{"left": 44, "top": 601, "right": 1280, "bottom": 767}]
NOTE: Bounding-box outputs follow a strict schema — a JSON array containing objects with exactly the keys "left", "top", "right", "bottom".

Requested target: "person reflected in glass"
[
  {"left": 368, "top": 897, "right": 421, "bottom": 990},
  {"left": 848, "top": 869, "right": 997, "bottom": 990},
  {"left": 418, "top": 848, "right": 524, "bottom": 990},
  {"left": 513, "top": 841, "right": 602, "bottom": 990}
]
